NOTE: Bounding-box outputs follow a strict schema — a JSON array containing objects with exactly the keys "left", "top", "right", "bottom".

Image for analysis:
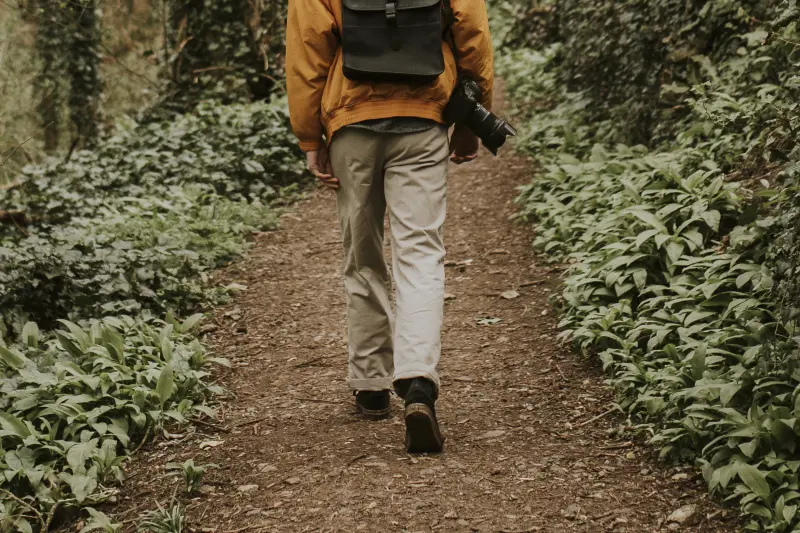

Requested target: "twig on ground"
[
  {"left": 221, "top": 523, "right": 272, "bottom": 533},
  {"left": 600, "top": 441, "right": 633, "bottom": 450},
  {"left": 348, "top": 453, "right": 369, "bottom": 465},
  {"left": 133, "top": 424, "right": 152, "bottom": 454},
  {"left": 0, "top": 489, "right": 45, "bottom": 530},
  {"left": 577, "top": 407, "right": 618, "bottom": 428},
  {"left": 191, "top": 418, "right": 230, "bottom": 433}
]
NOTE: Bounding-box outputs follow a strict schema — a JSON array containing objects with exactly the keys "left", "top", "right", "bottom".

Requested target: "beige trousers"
[{"left": 330, "top": 125, "right": 449, "bottom": 392}]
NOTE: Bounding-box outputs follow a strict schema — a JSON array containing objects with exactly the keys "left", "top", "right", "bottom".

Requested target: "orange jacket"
[{"left": 286, "top": 0, "right": 494, "bottom": 152}]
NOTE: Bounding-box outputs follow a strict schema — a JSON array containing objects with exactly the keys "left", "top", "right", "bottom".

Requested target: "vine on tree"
[
  {"left": 34, "top": 0, "right": 104, "bottom": 152},
  {"left": 165, "top": 0, "right": 286, "bottom": 110}
]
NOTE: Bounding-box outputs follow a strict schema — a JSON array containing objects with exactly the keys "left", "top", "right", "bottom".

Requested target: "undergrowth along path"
[{"left": 116, "top": 110, "right": 741, "bottom": 533}]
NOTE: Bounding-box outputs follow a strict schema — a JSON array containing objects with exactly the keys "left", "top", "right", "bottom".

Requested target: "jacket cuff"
[{"left": 298, "top": 139, "right": 324, "bottom": 152}]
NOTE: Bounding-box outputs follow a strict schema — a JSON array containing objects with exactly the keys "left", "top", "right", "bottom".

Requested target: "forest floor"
[{"left": 111, "top": 97, "right": 742, "bottom": 533}]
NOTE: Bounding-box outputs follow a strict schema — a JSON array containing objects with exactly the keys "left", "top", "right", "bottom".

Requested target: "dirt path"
[{"left": 115, "top": 106, "right": 741, "bottom": 533}]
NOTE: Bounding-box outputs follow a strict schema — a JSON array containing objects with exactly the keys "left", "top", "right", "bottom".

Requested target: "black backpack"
[{"left": 340, "top": 0, "right": 454, "bottom": 83}]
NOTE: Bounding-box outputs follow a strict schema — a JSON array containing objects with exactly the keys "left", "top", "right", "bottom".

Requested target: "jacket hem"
[{"left": 324, "top": 99, "right": 448, "bottom": 144}]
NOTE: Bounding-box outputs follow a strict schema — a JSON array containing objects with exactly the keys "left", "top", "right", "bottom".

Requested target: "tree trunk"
[
  {"left": 34, "top": 0, "right": 67, "bottom": 152},
  {"left": 66, "top": 0, "right": 103, "bottom": 148}
]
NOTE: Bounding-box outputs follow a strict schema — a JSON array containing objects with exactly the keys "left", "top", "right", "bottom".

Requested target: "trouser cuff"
[
  {"left": 347, "top": 377, "right": 394, "bottom": 391},
  {"left": 393, "top": 370, "right": 440, "bottom": 397}
]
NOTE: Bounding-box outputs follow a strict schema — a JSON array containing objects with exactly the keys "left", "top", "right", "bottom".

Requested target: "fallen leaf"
[
  {"left": 237, "top": 484, "right": 259, "bottom": 492},
  {"left": 199, "top": 440, "right": 225, "bottom": 449},
  {"left": 500, "top": 290, "right": 520, "bottom": 300},
  {"left": 479, "top": 430, "right": 506, "bottom": 440}
]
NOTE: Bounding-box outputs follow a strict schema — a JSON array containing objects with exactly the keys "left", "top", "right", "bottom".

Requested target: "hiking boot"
[
  {"left": 354, "top": 390, "right": 391, "bottom": 419},
  {"left": 398, "top": 378, "right": 444, "bottom": 453}
]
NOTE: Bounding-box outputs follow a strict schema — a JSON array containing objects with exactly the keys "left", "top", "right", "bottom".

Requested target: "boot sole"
[
  {"left": 405, "top": 403, "right": 444, "bottom": 453},
  {"left": 355, "top": 403, "right": 391, "bottom": 420}
]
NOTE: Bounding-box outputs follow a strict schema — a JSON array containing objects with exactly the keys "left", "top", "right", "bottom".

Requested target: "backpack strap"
[
  {"left": 442, "top": 0, "right": 454, "bottom": 29},
  {"left": 442, "top": 0, "right": 460, "bottom": 66}
]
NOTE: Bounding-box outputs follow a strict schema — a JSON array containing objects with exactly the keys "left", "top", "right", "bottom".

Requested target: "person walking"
[{"left": 286, "top": 0, "right": 494, "bottom": 453}]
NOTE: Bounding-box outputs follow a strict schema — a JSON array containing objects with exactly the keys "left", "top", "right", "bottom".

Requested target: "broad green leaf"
[
  {"left": 67, "top": 439, "right": 99, "bottom": 470},
  {"left": 701, "top": 210, "right": 721, "bottom": 232},
  {"left": 0, "top": 345, "right": 29, "bottom": 370},
  {"left": 629, "top": 209, "right": 668, "bottom": 233},
  {"left": 157, "top": 365, "right": 175, "bottom": 407},
  {"left": 665, "top": 241, "right": 685, "bottom": 264},
  {"left": 180, "top": 313, "right": 205, "bottom": 333},
  {"left": 0, "top": 411, "right": 32, "bottom": 437},
  {"left": 691, "top": 343, "right": 706, "bottom": 381},
  {"left": 737, "top": 463, "right": 771, "bottom": 501},
  {"left": 161, "top": 337, "right": 174, "bottom": 363}
]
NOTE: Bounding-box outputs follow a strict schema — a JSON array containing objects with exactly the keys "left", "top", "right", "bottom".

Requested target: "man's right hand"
[
  {"left": 307, "top": 146, "right": 339, "bottom": 190},
  {"left": 450, "top": 126, "right": 480, "bottom": 165}
]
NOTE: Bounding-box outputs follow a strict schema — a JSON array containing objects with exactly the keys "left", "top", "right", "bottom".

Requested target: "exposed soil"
[{"left": 111, "top": 97, "right": 742, "bottom": 533}]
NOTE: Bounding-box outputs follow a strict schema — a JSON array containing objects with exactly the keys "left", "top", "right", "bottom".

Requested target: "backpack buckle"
[{"left": 386, "top": 1, "right": 397, "bottom": 25}]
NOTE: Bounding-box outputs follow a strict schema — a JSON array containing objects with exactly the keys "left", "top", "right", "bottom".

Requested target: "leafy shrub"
[
  {"left": 0, "top": 99, "right": 306, "bottom": 337},
  {"left": 1, "top": 99, "right": 304, "bottom": 229},
  {"left": 0, "top": 190, "right": 277, "bottom": 335},
  {"left": 165, "top": 459, "right": 216, "bottom": 495},
  {"left": 500, "top": 1, "right": 800, "bottom": 528},
  {"left": 0, "top": 314, "right": 227, "bottom": 533},
  {"left": 500, "top": 0, "right": 797, "bottom": 148}
]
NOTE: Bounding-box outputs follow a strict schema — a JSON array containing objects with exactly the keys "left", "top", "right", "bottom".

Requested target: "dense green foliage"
[
  {"left": 165, "top": 0, "right": 287, "bottom": 109},
  {"left": 0, "top": 314, "right": 226, "bottom": 533},
  {"left": 0, "top": 100, "right": 304, "bottom": 338},
  {"left": 497, "top": 0, "right": 798, "bottom": 147},
  {"left": 499, "top": 0, "right": 800, "bottom": 529}
]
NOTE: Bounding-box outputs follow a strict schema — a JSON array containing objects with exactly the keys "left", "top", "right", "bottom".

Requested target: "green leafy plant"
[
  {"left": 0, "top": 98, "right": 306, "bottom": 339},
  {"left": 137, "top": 503, "right": 185, "bottom": 533},
  {"left": 498, "top": 0, "right": 800, "bottom": 529},
  {"left": 79, "top": 508, "right": 123, "bottom": 533},
  {"left": 0, "top": 315, "right": 228, "bottom": 533},
  {"left": 166, "top": 459, "right": 217, "bottom": 494}
]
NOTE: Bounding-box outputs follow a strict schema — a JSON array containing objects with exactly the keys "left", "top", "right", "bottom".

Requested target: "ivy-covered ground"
[
  {"left": 497, "top": 0, "right": 800, "bottom": 530},
  {"left": 0, "top": 99, "right": 305, "bottom": 532}
]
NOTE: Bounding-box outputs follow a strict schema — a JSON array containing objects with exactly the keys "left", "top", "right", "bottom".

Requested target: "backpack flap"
[{"left": 341, "top": 0, "right": 446, "bottom": 83}]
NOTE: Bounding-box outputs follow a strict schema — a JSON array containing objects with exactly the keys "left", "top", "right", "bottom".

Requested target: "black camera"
[{"left": 443, "top": 77, "right": 517, "bottom": 155}]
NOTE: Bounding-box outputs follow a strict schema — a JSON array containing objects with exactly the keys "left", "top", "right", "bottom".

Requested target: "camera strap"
[{"left": 441, "top": 0, "right": 462, "bottom": 72}]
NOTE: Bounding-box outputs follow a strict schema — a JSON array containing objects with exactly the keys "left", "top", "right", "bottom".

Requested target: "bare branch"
[{"left": 0, "top": 122, "right": 53, "bottom": 171}]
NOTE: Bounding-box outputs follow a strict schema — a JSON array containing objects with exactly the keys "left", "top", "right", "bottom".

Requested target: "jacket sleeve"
[
  {"left": 285, "top": 0, "right": 338, "bottom": 152},
  {"left": 450, "top": 0, "right": 494, "bottom": 111}
]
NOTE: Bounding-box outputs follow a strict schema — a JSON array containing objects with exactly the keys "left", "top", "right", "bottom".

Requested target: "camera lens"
[
  {"left": 484, "top": 121, "right": 518, "bottom": 155},
  {"left": 467, "top": 107, "right": 518, "bottom": 155}
]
